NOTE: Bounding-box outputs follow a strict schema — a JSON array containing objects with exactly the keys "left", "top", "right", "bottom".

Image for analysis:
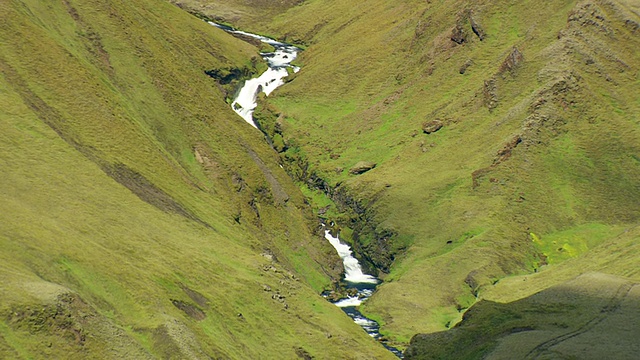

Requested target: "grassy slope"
[
  {"left": 404, "top": 270, "right": 640, "bottom": 359},
  {"left": 169, "top": 0, "right": 303, "bottom": 30},
  {"left": 0, "top": 0, "right": 395, "bottom": 358},
  {"left": 242, "top": 0, "right": 640, "bottom": 347}
]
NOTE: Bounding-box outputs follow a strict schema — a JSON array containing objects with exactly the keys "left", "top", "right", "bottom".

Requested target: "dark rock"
[
  {"left": 459, "top": 59, "right": 474, "bottom": 74},
  {"left": 204, "top": 67, "right": 251, "bottom": 85},
  {"left": 470, "top": 14, "right": 486, "bottom": 40},
  {"left": 422, "top": 119, "right": 444, "bottom": 134},
  {"left": 349, "top": 161, "right": 376, "bottom": 175},
  {"left": 325, "top": 291, "right": 344, "bottom": 302},
  {"left": 451, "top": 23, "right": 468, "bottom": 44}
]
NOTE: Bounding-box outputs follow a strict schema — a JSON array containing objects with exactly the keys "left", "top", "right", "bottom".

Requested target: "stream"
[
  {"left": 208, "top": 22, "right": 300, "bottom": 128},
  {"left": 323, "top": 229, "right": 404, "bottom": 358},
  {"left": 209, "top": 21, "right": 402, "bottom": 358}
]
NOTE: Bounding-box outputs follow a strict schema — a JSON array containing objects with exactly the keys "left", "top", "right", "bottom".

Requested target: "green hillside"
[
  {"left": 175, "top": 0, "right": 640, "bottom": 353},
  {"left": 3, "top": 0, "right": 639, "bottom": 358},
  {"left": 170, "top": 0, "right": 301, "bottom": 29},
  {"left": 404, "top": 271, "right": 640, "bottom": 359},
  {"left": 0, "top": 0, "right": 395, "bottom": 358}
]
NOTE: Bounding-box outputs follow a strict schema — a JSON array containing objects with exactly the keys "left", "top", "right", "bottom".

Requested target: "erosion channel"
[
  {"left": 208, "top": 21, "right": 300, "bottom": 128},
  {"left": 209, "top": 21, "right": 404, "bottom": 358},
  {"left": 323, "top": 228, "right": 404, "bottom": 358}
]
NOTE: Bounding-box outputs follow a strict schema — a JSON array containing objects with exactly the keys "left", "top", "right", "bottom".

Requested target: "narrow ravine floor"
[
  {"left": 208, "top": 20, "right": 403, "bottom": 358},
  {"left": 208, "top": 22, "right": 300, "bottom": 128},
  {"left": 323, "top": 229, "right": 404, "bottom": 358}
]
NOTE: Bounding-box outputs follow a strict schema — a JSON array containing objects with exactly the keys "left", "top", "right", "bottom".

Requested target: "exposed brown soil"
[{"left": 170, "top": 299, "right": 206, "bottom": 321}]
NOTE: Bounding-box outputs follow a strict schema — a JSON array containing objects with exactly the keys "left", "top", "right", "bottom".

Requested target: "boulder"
[
  {"left": 349, "top": 161, "right": 377, "bottom": 175},
  {"left": 422, "top": 119, "right": 444, "bottom": 134}
]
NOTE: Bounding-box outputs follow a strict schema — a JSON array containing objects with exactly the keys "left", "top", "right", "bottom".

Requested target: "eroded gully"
[
  {"left": 208, "top": 22, "right": 300, "bottom": 128},
  {"left": 209, "top": 22, "right": 402, "bottom": 358}
]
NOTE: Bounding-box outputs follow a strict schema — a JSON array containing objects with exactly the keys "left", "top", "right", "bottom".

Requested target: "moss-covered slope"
[
  {"left": 405, "top": 271, "right": 640, "bottom": 359},
  {"left": 226, "top": 0, "right": 640, "bottom": 347},
  {"left": 0, "top": 0, "right": 396, "bottom": 358}
]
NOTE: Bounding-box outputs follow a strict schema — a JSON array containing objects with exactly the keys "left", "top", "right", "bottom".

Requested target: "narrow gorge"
[
  {"left": 208, "top": 22, "right": 300, "bottom": 128},
  {"left": 211, "top": 21, "right": 403, "bottom": 357},
  {"left": 323, "top": 229, "right": 404, "bottom": 358}
]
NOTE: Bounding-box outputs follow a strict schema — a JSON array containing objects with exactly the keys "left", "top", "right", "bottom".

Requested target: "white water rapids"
[
  {"left": 208, "top": 22, "right": 300, "bottom": 128},
  {"left": 324, "top": 229, "right": 403, "bottom": 358},
  {"left": 324, "top": 230, "right": 379, "bottom": 286}
]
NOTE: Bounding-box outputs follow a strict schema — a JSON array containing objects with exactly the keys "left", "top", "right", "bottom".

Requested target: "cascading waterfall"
[
  {"left": 324, "top": 229, "right": 403, "bottom": 358},
  {"left": 324, "top": 230, "right": 378, "bottom": 286},
  {"left": 208, "top": 22, "right": 300, "bottom": 128}
]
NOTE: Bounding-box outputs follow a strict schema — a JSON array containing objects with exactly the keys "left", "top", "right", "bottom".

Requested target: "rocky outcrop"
[
  {"left": 204, "top": 66, "right": 252, "bottom": 85},
  {"left": 471, "top": 135, "right": 522, "bottom": 188},
  {"left": 422, "top": 119, "right": 444, "bottom": 134},
  {"left": 349, "top": 161, "right": 377, "bottom": 175},
  {"left": 499, "top": 47, "right": 524, "bottom": 75},
  {"left": 451, "top": 22, "right": 469, "bottom": 44},
  {"left": 469, "top": 13, "right": 486, "bottom": 40},
  {"left": 451, "top": 9, "right": 486, "bottom": 44},
  {"left": 171, "top": 299, "right": 206, "bottom": 321},
  {"left": 205, "top": 64, "right": 260, "bottom": 101},
  {"left": 459, "top": 59, "right": 474, "bottom": 74},
  {"left": 483, "top": 77, "right": 498, "bottom": 110}
]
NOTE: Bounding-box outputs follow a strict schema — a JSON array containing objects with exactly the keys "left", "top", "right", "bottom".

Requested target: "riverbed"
[
  {"left": 208, "top": 22, "right": 299, "bottom": 128},
  {"left": 323, "top": 229, "right": 403, "bottom": 358}
]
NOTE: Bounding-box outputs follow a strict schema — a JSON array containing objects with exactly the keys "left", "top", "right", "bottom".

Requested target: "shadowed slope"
[{"left": 405, "top": 272, "right": 640, "bottom": 359}]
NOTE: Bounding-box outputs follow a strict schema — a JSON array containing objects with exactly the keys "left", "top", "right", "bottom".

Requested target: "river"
[
  {"left": 208, "top": 22, "right": 300, "bottom": 128},
  {"left": 323, "top": 229, "right": 404, "bottom": 358}
]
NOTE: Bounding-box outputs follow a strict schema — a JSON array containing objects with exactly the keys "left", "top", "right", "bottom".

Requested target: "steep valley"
[
  {"left": 0, "top": 0, "right": 393, "bottom": 358},
  {"left": 183, "top": 0, "right": 640, "bottom": 357},
  {"left": 1, "top": 0, "right": 639, "bottom": 359}
]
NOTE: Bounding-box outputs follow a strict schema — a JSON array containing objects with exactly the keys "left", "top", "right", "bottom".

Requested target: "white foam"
[
  {"left": 231, "top": 68, "right": 289, "bottom": 127},
  {"left": 353, "top": 316, "right": 377, "bottom": 327},
  {"left": 209, "top": 22, "right": 300, "bottom": 128},
  {"left": 324, "top": 230, "right": 379, "bottom": 284},
  {"left": 334, "top": 296, "right": 364, "bottom": 307}
]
